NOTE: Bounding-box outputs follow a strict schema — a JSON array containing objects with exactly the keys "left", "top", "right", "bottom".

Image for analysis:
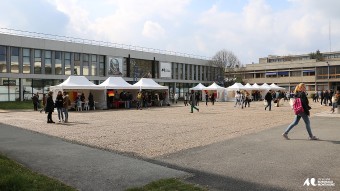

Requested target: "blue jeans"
[
  {"left": 63, "top": 108, "right": 68, "bottom": 121},
  {"left": 57, "top": 107, "right": 64, "bottom": 121},
  {"left": 284, "top": 113, "right": 313, "bottom": 137}
]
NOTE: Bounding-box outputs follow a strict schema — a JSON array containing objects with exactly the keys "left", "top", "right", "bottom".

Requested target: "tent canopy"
[
  {"left": 132, "top": 78, "right": 168, "bottom": 90},
  {"left": 270, "top": 83, "right": 286, "bottom": 90},
  {"left": 260, "top": 83, "right": 272, "bottom": 90},
  {"left": 50, "top": 76, "right": 104, "bottom": 90},
  {"left": 243, "top": 83, "right": 257, "bottom": 90},
  {"left": 99, "top": 77, "right": 139, "bottom": 89},
  {"left": 189, "top": 83, "right": 206, "bottom": 91},
  {"left": 226, "top": 83, "right": 245, "bottom": 91},
  {"left": 252, "top": 83, "right": 268, "bottom": 90},
  {"left": 203, "top": 82, "right": 225, "bottom": 90}
]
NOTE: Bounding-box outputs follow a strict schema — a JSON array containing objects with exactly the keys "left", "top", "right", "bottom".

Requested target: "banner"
[
  {"left": 108, "top": 57, "right": 123, "bottom": 75},
  {"left": 160, "top": 62, "right": 171, "bottom": 78}
]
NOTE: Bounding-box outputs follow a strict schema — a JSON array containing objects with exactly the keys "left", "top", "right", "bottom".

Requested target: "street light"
[{"left": 327, "top": 61, "right": 330, "bottom": 89}]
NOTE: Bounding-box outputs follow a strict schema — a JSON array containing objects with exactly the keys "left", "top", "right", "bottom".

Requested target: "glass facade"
[
  {"left": 45, "top": 50, "right": 52, "bottom": 74},
  {"left": 0, "top": 46, "right": 6, "bottom": 73},
  {"left": 23, "top": 48, "right": 31, "bottom": 74},
  {"left": 83, "top": 54, "right": 89, "bottom": 76},
  {"left": 74, "top": 53, "right": 80, "bottom": 75},
  {"left": 91, "top": 55, "right": 97, "bottom": 76},
  {"left": 55, "top": 51, "right": 62, "bottom": 75},
  {"left": 65, "top": 52, "right": 71, "bottom": 75},
  {"left": 0, "top": 43, "right": 220, "bottom": 101},
  {"left": 99, "top": 55, "right": 105, "bottom": 76},
  {"left": 11, "top": 47, "right": 19, "bottom": 73}
]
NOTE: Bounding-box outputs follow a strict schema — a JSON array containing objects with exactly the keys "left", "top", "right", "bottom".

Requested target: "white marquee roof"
[
  {"left": 50, "top": 76, "right": 104, "bottom": 90},
  {"left": 99, "top": 77, "right": 139, "bottom": 89},
  {"left": 133, "top": 78, "right": 168, "bottom": 90},
  {"left": 189, "top": 83, "right": 206, "bottom": 91}
]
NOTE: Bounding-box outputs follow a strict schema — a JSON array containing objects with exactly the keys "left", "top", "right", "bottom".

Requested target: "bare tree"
[{"left": 209, "top": 49, "right": 242, "bottom": 86}]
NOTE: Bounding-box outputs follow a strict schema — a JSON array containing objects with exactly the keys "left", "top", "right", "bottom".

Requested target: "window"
[
  {"left": 55, "top": 51, "right": 62, "bottom": 75},
  {"left": 197, "top": 65, "right": 200, "bottom": 81},
  {"left": 23, "top": 48, "right": 31, "bottom": 74},
  {"left": 65, "top": 52, "right": 71, "bottom": 75},
  {"left": 91, "top": 55, "right": 97, "bottom": 76},
  {"left": 74, "top": 53, "right": 80, "bottom": 75},
  {"left": 290, "top": 71, "right": 301, "bottom": 77},
  {"left": 0, "top": 46, "right": 6, "bottom": 73},
  {"left": 34, "top": 49, "right": 41, "bottom": 74},
  {"left": 193, "top": 65, "right": 197, "bottom": 80},
  {"left": 83, "top": 54, "right": 89, "bottom": 75},
  {"left": 11, "top": 47, "right": 19, "bottom": 73},
  {"left": 45, "top": 50, "right": 52, "bottom": 74},
  {"left": 178, "top": 63, "right": 183, "bottom": 80},
  {"left": 99, "top": 55, "right": 105, "bottom": 76}
]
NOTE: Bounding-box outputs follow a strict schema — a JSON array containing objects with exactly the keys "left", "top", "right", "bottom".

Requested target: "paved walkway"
[
  {"left": 0, "top": 123, "right": 189, "bottom": 191},
  {"left": 0, "top": 114, "right": 339, "bottom": 191},
  {"left": 157, "top": 115, "right": 340, "bottom": 191}
]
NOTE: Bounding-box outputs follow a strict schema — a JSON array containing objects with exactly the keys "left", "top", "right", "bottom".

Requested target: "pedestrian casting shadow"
[{"left": 55, "top": 122, "right": 90, "bottom": 126}]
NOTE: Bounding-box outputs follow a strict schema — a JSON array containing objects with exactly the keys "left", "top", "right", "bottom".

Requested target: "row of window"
[
  {"left": 0, "top": 46, "right": 106, "bottom": 76},
  {"left": 0, "top": 45, "right": 221, "bottom": 81},
  {"left": 244, "top": 66, "right": 340, "bottom": 79}
]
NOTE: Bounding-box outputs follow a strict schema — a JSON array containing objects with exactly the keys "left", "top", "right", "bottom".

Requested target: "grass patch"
[
  {"left": 126, "top": 178, "right": 207, "bottom": 191},
  {"left": 0, "top": 153, "right": 76, "bottom": 191},
  {"left": 0, "top": 101, "right": 34, "bottom": 110}
]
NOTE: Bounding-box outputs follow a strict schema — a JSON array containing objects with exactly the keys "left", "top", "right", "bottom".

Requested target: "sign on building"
[{"left": 160, "top": 62, "right": 171, "bottom": 78}]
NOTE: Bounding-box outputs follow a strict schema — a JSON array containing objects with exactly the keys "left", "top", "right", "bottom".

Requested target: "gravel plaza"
[{"left": 1, "top": 100, "right": 339, "bottom": 190}]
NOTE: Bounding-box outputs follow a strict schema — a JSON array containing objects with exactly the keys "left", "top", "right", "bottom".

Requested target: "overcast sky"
[{"left": 1, "top": 0, "right": 339, "bottom": 65}]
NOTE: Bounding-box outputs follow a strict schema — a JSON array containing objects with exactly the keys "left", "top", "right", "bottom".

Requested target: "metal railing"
[{"left": 0, "top": 27, "right": 211, "bottom": 60}]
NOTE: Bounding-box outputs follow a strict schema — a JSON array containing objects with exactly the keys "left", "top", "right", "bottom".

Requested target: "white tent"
[
  {"left": 260, "top": 83, "right": 272, "bottom": 90},
  {"left": 244, "top": 83, "right": 257, "bottom": 90},
  {"left": 189, "top": 83, "right": 206, "bottom": 91},
  {"left": 202, "top": 82, "right": 226, "bottom": 101},
  {"left": 132, "top": 78, "right": 168, "bottom": 90},
  {"left": 50, "top": 76, "right": 105, "bottom": 109},
  {"left": 252, "top": 83, "right": 268, "bottom": 90},
  {"left": 226, "top": 83, "right": 245, "bottom": 91},
  {"left": 99, "top": 77, "right": 139, "bottom": 89},
  {"left": 50, "top": 76, "right": 104, "bottom": 90},
  {"left": 270, "top": 83, "right": 286, "bottom": 91}
]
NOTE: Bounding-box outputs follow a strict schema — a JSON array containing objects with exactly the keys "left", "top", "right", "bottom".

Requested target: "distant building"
[{"left": 233, "top": 52, "right": 340, "bottom": 93}]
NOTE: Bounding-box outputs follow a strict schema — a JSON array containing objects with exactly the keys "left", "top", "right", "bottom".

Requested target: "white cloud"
[{"left": 142, "top": 21, "right": 165, "bottom": 39}]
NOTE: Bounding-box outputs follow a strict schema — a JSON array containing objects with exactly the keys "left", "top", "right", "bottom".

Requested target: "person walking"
[
  {"left": 211, "top": 92, "right": 215, "bottom": 105},
  {"left": 39, "top": 94, "right": 47, "bottom": 113},
  {"left": 282, "top": 83, "right": 318, "bottom": 140},
  {"left": 264, "top": 90, "right": 273, "bottom": 111},
  {"left": 331, "top": 90, "right": 340, "bottom": 113},
  {"left": 55, "top": 91, "right": 64, "bottom": 122},
  {"left": 184, "top": 93, "right": 188, "bottom": 106},
  {"left": 205, "top": 92, "right": 209, "bottom": 106},
  {"left": 190, "top": 90, "right": 199, "bottom": 113},
  {"left": 63, "top": 91, "right": 71, "bottom": 123},
  {"left": 45, "top": 91, "right": 55, "bottom": 123},
  {"left": 32, "top": 94, "right": 39, "bottom": 111}
]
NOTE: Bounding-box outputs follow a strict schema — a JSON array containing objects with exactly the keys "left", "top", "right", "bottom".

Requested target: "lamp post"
[{"left": 327, "top": 61, "right": 330, "bottom": 89}]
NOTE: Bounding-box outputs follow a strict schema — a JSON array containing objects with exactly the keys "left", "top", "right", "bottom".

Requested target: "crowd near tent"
[
  {"left": 224, "top": 82, "right": 286, "bottom": 101},
  {"left": 50, "top": 76, "right": 105, "bottom": 109},
  {"left": 50, "top": 76, "right": 170, "bottom": 110},
  {"left": 202, "top": 82, "right": 226, "bottom": 102}
]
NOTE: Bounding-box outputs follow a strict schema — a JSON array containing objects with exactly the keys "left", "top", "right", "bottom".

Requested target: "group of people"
[
  {"left": 234, "top": 91, "right": 251, "bottom": 109},
  {"left": 45, "top": 91, "right": 71, "bottom": 123},
  {"left": 312, "top": 90, "right": 340, "bottom": 113}
]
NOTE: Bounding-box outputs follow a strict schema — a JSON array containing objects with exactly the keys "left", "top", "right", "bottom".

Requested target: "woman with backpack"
[{"left": 282, "top": 83, "right": 318, "bottom": 140}]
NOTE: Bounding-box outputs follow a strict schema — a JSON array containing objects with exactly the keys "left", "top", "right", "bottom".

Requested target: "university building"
[
  {"left": 0, "top": 29, "right": 223, "bottom": 101},
  {"left": 235, "top": 52, "right": 340, "bottom": 94}
]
